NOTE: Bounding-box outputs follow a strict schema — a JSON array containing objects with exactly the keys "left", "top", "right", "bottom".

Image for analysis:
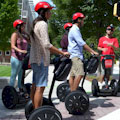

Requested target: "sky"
[{"left": 33, "top": 0, "right": 54, "bottom": 7}]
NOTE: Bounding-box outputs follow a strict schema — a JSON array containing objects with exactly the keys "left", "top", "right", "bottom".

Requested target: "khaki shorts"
[{"left": 70, "top": 57, "right": 84, "bottom": 76}]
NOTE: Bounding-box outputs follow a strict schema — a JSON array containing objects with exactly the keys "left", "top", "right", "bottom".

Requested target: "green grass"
[{"left": 0, "top": 65, "right": 11, "bottom": 77}]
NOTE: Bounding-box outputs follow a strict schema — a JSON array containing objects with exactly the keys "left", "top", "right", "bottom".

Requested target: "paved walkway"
[{"left": 0, "top": 65, "right": 120, "bottom": 120}]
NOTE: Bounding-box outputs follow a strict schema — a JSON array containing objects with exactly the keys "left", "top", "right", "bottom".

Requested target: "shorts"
[
  {"left": 100, "top": 62, "right": 114, "bottom": 76},
  {"left": 70, "top": 57, "right": 84, "bottom": 76},
  {"left": 31, "top": 62, "right": 48, "bottom": 87}
]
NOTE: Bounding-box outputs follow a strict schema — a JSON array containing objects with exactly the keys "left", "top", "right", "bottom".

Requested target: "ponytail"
[{"left": 30, "top": 8, "right": 49, "bottom": 39}]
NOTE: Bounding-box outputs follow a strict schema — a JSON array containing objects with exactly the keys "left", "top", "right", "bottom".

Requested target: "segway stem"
[
  {"left": 81, "top": 70, "right": 87, "bottom": 88},
  {"left": 21, "top": 70, "right": 28, "bottom": 92},
  {"left": 48, "top": 75, "right": 56, "bottom": 103}
]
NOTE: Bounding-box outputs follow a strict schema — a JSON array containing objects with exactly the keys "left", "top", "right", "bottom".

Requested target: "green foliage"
[
  {"left": 0, "top": 0, "right": 20, "bottom": 51},
  {"left": 49, "top": 0, "right": 120, "bottom": 49},
  {"left": 113, "top": 27, "right": 120, "bottom": 59}
]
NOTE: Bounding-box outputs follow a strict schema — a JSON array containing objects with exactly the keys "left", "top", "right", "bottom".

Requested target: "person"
[
  {"left": 97, "top": 24, "right": 119, "bottom": 88},
  {"left": 68, "top": 12, "right": 99, "bottom": 92},
  {"left": 30, "top": 1, "right": 69, "bottom": 109},
  {"left": 60, "top": 23, "right": 72, "bottom": 52},
  {"left": 10, "top": 19, "right": 30, "bottom": 92}
]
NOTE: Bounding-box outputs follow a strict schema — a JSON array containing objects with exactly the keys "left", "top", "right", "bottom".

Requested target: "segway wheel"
[
  {"left": 112, "top": 79, "right": 119, "bottom": 96},
  {"left": 109, "top": 79, "right": 116, "bottom": 88},
  {"left": 29, "top": 106, "right": 62, "bottom": 120},
  {"left": 77, "top": 87, "right": 89, "bottom": 100},
  {"left": 2, "top": 86, "right": 19, "bottom": 109},
  {"left": 65, "top": 91, "right": 89, "bottom": 115},
  {"left": 57, "top": 82, "right": 69, "bottom": 102},
  {"left": 25, "top": 100, "right": 33, "bottom": 120},
  {"left": 25, "top": 98, "right": 55, "bottom": 120},
  {"left": 92, "top": 79, "right": 99, "bottom": 97}
]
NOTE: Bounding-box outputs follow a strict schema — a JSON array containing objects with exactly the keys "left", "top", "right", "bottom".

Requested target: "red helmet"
[
  {"left": 72, "top": 12, "right": 85, "bottom": 20},
  {"left": 13, "top": 19, "right": 24, "bottom": 28},
  {"left": 35, "top": 1, "right": 53, "bottom": 12},
  {"left": 64, "top": 23, "right": 73, "bottom": 29}
]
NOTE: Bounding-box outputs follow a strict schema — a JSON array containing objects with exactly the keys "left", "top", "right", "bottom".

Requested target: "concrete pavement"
[{"left": 0, "top": 64, "right": 120, "bottom": 120}]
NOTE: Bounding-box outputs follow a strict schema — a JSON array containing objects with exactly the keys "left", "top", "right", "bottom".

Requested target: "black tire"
[
  {"left": 112, "top": 80, "right": 119, "bottom": 96},
  {"left": 109, "top": 79, "right": 116, "bottom": 88},
  {"left": 92, "top": 79, "right": 99, "bottom": 97},
  {"left": 29, "top": 106, "right": 62, "bottom": 120},
  {"left": 65, "top": 91, "right": 89, "bottom": 115},
  {"left": 56, "top": 82, "right": 69, "bottom": 102},
  {"left": 2, "top": 86, "right": 19, "bottom": 109},
  {"left": 25, "top": 100, "right": 33, "bottom": 120},
  {"left": 77, "top": 87, "right": 89, "bottom": 101},
  {"left": 25, "top": 98, "right": 55, "bottom": 120}
]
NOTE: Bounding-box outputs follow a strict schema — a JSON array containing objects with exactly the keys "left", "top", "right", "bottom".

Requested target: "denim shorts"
[{"left": 31, "top": 62, "right": 48, "bottom": 87}]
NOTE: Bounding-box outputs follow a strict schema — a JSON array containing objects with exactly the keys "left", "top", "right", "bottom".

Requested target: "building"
[{"left": 0, "top": 0, "right": 36, "bottom": 63}]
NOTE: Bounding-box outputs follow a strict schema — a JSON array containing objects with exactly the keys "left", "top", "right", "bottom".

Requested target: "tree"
[
  {"left": 0, "top": 0, "right": 20, "bottom": 50},
  {"left": 0, "top": 0, "right": 19, "bottom": 61},
  {"left": 49, "top": 0, "right": 120, "bottom": 50}
]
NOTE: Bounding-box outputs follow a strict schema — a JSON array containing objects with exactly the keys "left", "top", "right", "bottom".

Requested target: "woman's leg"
[
  {"left": 17, "top": 62, "right": 23, "bottom": 89},
  {"left": 31, "top": 62, "right": 48, "bottom": 109},
  {"left": 34, "top": 86, "right": 45, "bottom": 109},
  {"left": 9, "top": 57, "right": 21, "bottom": 87}
]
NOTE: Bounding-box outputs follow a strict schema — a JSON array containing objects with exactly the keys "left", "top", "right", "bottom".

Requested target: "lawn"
[
  {"left": 0, "top": 65, "right": 11, "bottom": 77},
  {"left": 86, "top": 75, "right": 99, "bottom": 82}
]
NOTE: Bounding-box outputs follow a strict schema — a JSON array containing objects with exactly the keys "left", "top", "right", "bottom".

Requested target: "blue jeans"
[{"left": 9, "top": 56, "right": 23, "bottom": 88}]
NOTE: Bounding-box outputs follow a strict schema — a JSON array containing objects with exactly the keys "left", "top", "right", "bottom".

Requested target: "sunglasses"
[{"left": 107, "top": 29, "right": 113, "bottom": 31}]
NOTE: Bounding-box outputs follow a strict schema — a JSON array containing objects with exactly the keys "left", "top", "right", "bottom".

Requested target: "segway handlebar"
[{"left": 100, "top": 54, "right": 115, "bottom": 57}]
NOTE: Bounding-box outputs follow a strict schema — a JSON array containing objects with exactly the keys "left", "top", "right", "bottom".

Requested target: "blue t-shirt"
[{"left": 68, "top": 24, "right": 86, "bottom": 60}]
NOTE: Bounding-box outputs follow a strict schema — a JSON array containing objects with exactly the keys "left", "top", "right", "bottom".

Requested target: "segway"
[
  {"left": 92, "top": 55, "right": 119, "bottom": 97},
  {"left": 25, "top": 57, "right": 72, "bottom": 120},
  {"left": 2, "top": 46, "right": 32, "bottom": 109},
  {"left": 65, "top": 55, "right": 99, "bottom": 115},
  {"left": 2, "top": 71, "right": 31, "bottom": 109},
  {"left": 56, "top": 55, "right": 91, "bottom": 102}
]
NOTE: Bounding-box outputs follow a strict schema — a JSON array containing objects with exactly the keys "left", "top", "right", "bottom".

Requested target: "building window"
[
  {"left": 0, "top": 51, "right": 2, "bottom": 56},
  {"left": 5, "top": 51, "right": 10, "bottom": 56}
]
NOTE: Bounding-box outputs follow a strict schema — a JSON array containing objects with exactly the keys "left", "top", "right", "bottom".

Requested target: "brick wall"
[{"left": 0, "top": 50, "right": 11, "bottom": 63}]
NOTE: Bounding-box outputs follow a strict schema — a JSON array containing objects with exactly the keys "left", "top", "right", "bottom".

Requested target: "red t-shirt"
[{"left": 98, "top": 36, "right": 119, "bottom": 61}]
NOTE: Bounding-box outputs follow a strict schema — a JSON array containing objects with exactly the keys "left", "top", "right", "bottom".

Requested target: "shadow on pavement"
[{"left": 0, "top": 114, "right": 25, "bottom": 120}]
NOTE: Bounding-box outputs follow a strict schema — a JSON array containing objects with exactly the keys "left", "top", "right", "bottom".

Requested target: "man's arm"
[{"left": 84, "top": 44, "right": 98, "bottom": 55}]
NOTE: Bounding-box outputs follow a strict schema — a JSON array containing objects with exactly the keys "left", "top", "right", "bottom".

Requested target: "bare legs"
[
  {"left": 69, "top": 75, "right": 83, "bottom": 91},
  {"left": 30, "top": 83, "right": 45, "bottom": 109}
]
